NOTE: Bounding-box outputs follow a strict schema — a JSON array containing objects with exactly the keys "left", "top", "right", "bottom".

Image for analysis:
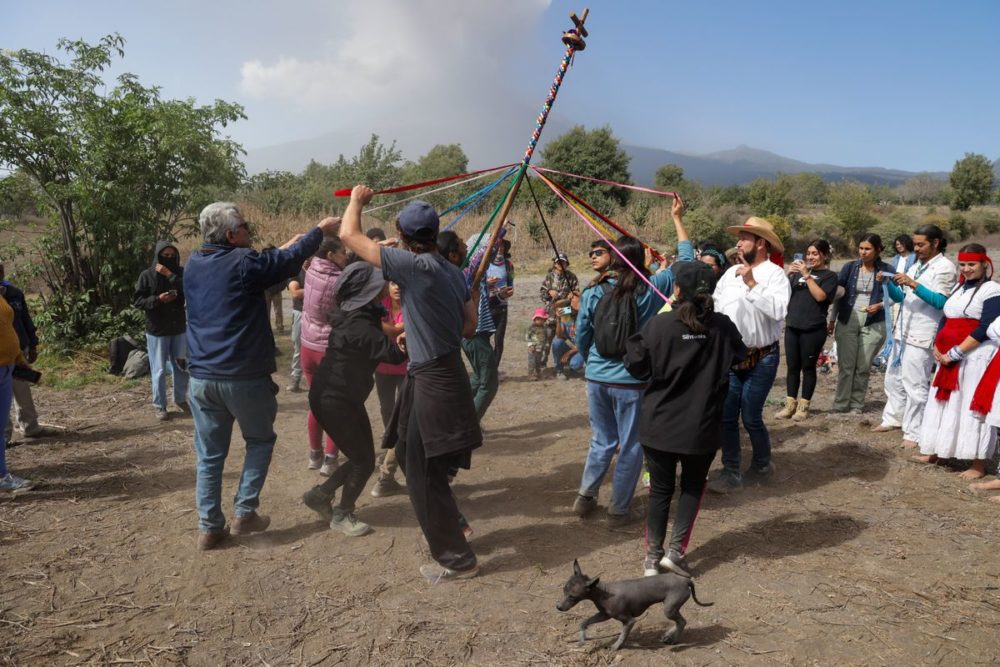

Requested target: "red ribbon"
[
  {"left": 333, "top": 163, "right": 517, "bottom": 197},
  {"left": 932, "top": 317, "right": 979, "bottom": 400}
]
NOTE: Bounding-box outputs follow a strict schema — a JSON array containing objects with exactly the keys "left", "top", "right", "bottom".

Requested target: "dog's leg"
[
  {"left": 661, "top": 608, "right": 686, "bottom": 645},
  {"left": 609, "top": 617, "right": 637, "bottom": 651},
  {"left": 578, "top": 611, "right": 609, "bottom": 645}
]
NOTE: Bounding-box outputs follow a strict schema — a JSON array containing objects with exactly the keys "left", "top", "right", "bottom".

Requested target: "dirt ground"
[{"left": 3, "top": 276, "right": 1000, "bottom": 667}]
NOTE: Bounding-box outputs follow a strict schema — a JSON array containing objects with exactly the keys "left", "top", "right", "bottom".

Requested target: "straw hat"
[{"left": 726, "top": 217, "right": 784, "bottom": 254}]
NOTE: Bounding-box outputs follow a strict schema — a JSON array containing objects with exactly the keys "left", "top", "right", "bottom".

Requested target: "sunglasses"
[{"left": 588, "top": 249, "right": 608, "bottom": 258}]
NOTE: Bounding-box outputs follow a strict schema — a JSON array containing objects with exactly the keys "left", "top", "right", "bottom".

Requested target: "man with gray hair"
[{"left": 184, "top": 202, "right": 340, "bottom": 550}]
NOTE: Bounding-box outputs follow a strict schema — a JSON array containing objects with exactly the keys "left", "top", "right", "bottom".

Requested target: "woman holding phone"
[
  {"left": 831, "top": 234, "right": 894, "bottom": 413},
  {"left": 776, "top": 240, "right": 838, "bottom": 421}
]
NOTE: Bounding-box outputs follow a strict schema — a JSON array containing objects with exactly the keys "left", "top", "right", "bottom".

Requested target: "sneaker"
[
  {"left": 319, "top": 456, "right": 339, "bottom": 476},
  {"left": 286, "top": 380, "right": 302, "bottom": 393},
  {"left": 370, "top": 478, "right": 403, "bottom": 497},
  {"left": 302, "top": 486, "right": 334, "bottom": 522},
  {"left": 742, "top": 462, "right": 775, "bottom": 485},
  {"left": 307, "top": 449, "right": 324, "bottom": 470},
  {"left": 176, "top": 401, "right": 192, "bottom": 414},
  {"left": 606, "top": 509, "right": 643, "bottom": 528},
  {"left": 155, "top": 408, "right": 169, "bottom": 421},
  {"left": 419, "top": 563, "right": 479, "bottom": 584},
  {"left": 573, "top": 494, "right": 598, "bottom": 518},
  {"left": 231, "top": 511, "right": 271, "bottom": 535},
  {"left": 643, "top": 556, "right": 661, "bottom": 577},
  {"left": 0, "top": 473, "right": 35, "bottom": 493},
  {"left": 659, "top": 549, "right": 692, "bottom": 578},
  {"left": 329, "top": 507, "right": 371, "bottom": 537},
  {"left": 707, "top": 470, "right": 743, "bottom": 494},
  {"left": 197, "top": 526, "right": 229, "bottom": 551}
]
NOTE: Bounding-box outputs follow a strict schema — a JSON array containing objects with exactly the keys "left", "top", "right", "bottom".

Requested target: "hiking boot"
[
  {"left": 197, "top": 526, "right": 229, "bottom": 551},
  {"left": 775, "top": 397, "right": 797, "bottom": 419},
  {"left": 573, "top": 494, "right": 598, "bottom": 518},
  {"left": 307, "top": 449, "right": 324, "bottom": 470},
  {"left": 643, "top": 556, "right": 661, "bottom": 577},
  {"left": 707, "top": 470, "right": 742, "bottom": 494},
  {"left": 329, "top": 507, "right": 371, "bottom": 537},
  {"left": 155, "top": 408, "right": 169, "bottom": 421},
  {"left": 659, "top": 549, "right": 692, "bottom": 578},
  {"left": 231, "top": 511, "right": 271, "bottom": 535},
  {"left": 302, "top": 486, "right": 334, "bottom": 522},
  {"left": 370, "top": 478, "right": 403, "bottom": 498},
  {"left": 791, "top": 399, "right": 811, "bottom": 422},
  {"left": 606, "top": 509, "right": 643, "bottom": 528},
  {"left": 419, "top": 563, "right": 479, "bottom": 584},
  {"left": 0, "top": 473, "right": 35, "bottom": 493},
  {"left": 742, "top": 462, "right": 775, "bottom": 485},
  {"left": 319, "top": 455, "right": 339, "bottom": 476}
]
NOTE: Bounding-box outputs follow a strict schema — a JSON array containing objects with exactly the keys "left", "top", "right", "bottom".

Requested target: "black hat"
[
  {"left": 335, "top": 261, "right": 386, "bottom": 311},
  {"left": 672, "top": 261, "right": 717, "bottom": 299}
]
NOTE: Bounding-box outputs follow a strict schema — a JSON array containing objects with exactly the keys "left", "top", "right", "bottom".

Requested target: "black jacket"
[
  {"left": 310, "top": 303, "right": 406, "bottom": 404},
  {"left": 133, "top": 241, "right": 186, "bottom": 337},
  {"left": 0, "top": 281, "right": 38, "bottom": 350},
  {"left": 624, "top": 310, "right": 747, "bottom": 455}
]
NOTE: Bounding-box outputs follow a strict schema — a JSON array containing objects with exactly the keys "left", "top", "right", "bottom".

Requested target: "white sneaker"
[
  {"left": 319, "top": 456, "right": 339, "bottom": 476},
  {"left": 0, "top": 473, "right": 35, "bottom": 493}
]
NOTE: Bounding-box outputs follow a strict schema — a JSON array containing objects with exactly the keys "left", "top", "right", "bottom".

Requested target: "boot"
[
  {"left": 775, "top": 397, "right": 797, "bottom": 419},
  {"left": 791, "top": 399, "right": 811, "bottom": 421}
]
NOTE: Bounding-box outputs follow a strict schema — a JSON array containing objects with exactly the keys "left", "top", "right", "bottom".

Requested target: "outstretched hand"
[
  {"left": 671, "top": 194, "right": 685, "bottom": 221},
  {"left": 351, "top": 185, "right": 375, "bottom": 206}
]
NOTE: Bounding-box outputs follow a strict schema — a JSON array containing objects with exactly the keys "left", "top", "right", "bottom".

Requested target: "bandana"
[{"left": 957, "top": 252, "right": 993, "bottom": 284}]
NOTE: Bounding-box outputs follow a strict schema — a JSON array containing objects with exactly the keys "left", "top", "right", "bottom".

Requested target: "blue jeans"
[
  {"left": 720, "top": 348, "right": 779, "bottom": 475},
  {"left": 189, "top": 376, "right": 278, "bottom": 532},
  {"left": 579, "top": 381, "right": 644, "bottom": 515},
  {"left": 290, "top": 310, "right": 303, "bottom": 383},
  {"left": 146, "top": 333, "right": 189, "bottom": 410},
  {"left": 551, "top": 338, "right": 584, "bottom": 373}
]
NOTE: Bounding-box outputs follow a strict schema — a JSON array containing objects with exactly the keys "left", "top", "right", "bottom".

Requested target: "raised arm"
[
  {"left": 671, "top": 195, "right": 695, "bottom": 261},
  {"left": 339, "top": 185, "right": 380, "bottom": 266}
]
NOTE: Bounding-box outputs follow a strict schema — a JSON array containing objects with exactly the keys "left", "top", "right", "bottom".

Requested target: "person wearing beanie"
[{"left": 526, "top": 307, "right": 549, "bottom": 380}]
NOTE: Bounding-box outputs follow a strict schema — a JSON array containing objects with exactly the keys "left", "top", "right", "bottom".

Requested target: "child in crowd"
[
  {"left": 552, "top": 295, "right": 583, "bottom": 380},
  {"left": 371, "top": 281, "right": 406, "bottom": 497},
  {"left": 526, "top": 307, "right": 548, "bottom": 380},
  {"left": 302, "top": 262, "right": 406, "bottom": 537}
]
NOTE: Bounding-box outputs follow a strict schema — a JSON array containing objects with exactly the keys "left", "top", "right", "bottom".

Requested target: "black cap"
[{"left": 672, "top": 261, "right": 717, "bottom": 299}]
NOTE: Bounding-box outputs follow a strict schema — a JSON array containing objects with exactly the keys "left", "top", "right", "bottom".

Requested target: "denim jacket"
[{"left": 836, "top": 259, "right": 894, "bottom": 326}]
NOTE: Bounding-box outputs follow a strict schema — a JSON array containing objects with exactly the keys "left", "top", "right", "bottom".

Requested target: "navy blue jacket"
[
  {"left": 184, "top": 228, "right": 323, "bottom": 380},
  {"left": 836, "top": 259, "right": 895, "bottom": 326},
  {"left": 0, "top": 281, "right": 38, "bottom": 350}
]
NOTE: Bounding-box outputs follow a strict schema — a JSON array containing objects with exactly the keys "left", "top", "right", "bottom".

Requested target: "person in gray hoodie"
[{"left": 133, "top": 241, "right": 188, "bottom": 421}]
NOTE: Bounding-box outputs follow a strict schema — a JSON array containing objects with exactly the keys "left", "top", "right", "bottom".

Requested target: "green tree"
[
  {"left": 827, "top": 180, "right": 876, "bottom": 238},
  {"left": 540, "top": 125, "right": 631, "bottom": 212},
  {"left": 0, "top": 35, "right": 245, "bottom": 348},
  {"left": 748, "top": 178, "right": 795, "bottom": 217},
  {"left": 400, "top": 144, "right": 470, "bottom": 209},
  {"left": 780, "top": 172, "right": 828, "bottom": 207},
  {"left": 949, "top": 153, "right": 995, "bottom": 211},
  {"left": 654, "top": 164, "right": 685, "bottom": 190}
]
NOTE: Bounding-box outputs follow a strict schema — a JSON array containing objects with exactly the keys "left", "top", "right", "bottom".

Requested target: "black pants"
[
  {"left": 491, "top": 305, "right": 508, "bottom": 365},
  {"left": 311, "top": 397, "right": 375, "bottom": 511},
  {"left": 398, "top": 405, "right": 477, "bottom": 571},
  {"left": 375, "top": 373, "right": 405, "bottom": 428},
  {"left": 784, "top": 324, "right": 827, "bottom": 400},
  {"left": 643, "top": 447, "right": 715, "bottom": 561}
]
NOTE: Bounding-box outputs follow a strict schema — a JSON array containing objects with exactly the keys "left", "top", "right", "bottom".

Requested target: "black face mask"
[{"left": 159, "top": 254, "right": 180, "bottom": 271}]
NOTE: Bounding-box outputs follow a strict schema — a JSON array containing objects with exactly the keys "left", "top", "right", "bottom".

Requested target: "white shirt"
[
  {"left": 714, "top": 259, "right": 791, "bottom": 348},
  {"left": 895, "top": 253, "right": 956, "bottom": 348}
]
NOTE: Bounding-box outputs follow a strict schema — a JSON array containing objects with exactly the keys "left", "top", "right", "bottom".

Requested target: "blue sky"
[{"left": 3, "top": 0, "right": 998, "bottom": 172}]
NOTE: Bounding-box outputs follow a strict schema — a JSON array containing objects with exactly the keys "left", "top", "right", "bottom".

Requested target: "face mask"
[{"left": 160, "top": 253, "right": 180, "bottom": 270}]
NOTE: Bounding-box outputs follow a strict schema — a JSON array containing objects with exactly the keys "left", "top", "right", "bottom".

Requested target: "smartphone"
[
  {"left": 12, "top": 367, "right": 42, "bottom": 384},
  {"left": 168, "top": 290, "right": 178, "bottom": 297},
  {"left": 793, "top": 253, "right": 804, "bottom": 262}
]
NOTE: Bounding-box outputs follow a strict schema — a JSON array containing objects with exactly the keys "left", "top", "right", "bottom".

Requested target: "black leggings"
[
  {"left": 643, "top": 447, "right": 714, "bottom": 561},
  {"left": 491, "top": 305, "right": 508, "bottom": 365},
  {"left": 784, "top": 324, "right": 827, "bottom": 400},
  {"left": 310, "top": 396, "right": 375, "bottom": 511}
]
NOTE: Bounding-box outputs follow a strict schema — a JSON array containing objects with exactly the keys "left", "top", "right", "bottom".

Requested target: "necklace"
[{"left": 858, "top": 264, "right": 875, "bottom": 293}]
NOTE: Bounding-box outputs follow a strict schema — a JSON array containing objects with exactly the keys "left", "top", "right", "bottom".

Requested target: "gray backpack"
[{"left": 122, "top": 349, "right": 150, "bottom": 379}]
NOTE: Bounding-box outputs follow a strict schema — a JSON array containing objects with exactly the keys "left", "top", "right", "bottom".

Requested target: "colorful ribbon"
[
  {"left": 333, "top": 163, "right": 516, "bottom": 198},
  {"left": 533, "top": 166, "right": 679, "bottom": 199},
  {"left": 442, "top": 168, "right": 517, "bottom": 231}
]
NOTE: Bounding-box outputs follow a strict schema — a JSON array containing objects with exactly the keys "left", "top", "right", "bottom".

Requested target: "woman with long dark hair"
[
  {"left": 625, "top": 261, "right": 746, "bottom": 576},
  {"left": 777, "top": 240, "right": 838, "bottom": 421},
  {"left": 831, "top": 233, "right": 894, "bottom": 413},
  {"left": 573, "top": 195, "right": 693, "bottom": 525},
  {"left": 913, "top": 243, "right": 1000, "bottom": 478}
]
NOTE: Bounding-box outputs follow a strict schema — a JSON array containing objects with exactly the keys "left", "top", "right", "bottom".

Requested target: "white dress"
[{"left": 918, "top": 281, "right": 1000, "bottom": 459}]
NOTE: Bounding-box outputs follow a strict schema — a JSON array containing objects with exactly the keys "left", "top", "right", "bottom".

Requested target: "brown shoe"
[
  {"left": 231, "top": 512, "right": 271, "bottom": 535},
  {"left": 198, "top": 526, "right": 230, "bottom": 551}
]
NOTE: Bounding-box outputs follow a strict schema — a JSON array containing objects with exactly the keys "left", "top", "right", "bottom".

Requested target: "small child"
[{"left": 526, "top": 307, "right": 548, "bottom": 380}]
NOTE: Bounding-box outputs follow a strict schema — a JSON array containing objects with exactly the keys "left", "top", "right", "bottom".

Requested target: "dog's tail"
[{"left": 689, "top": 580, "right": 713, "bottom": 607}]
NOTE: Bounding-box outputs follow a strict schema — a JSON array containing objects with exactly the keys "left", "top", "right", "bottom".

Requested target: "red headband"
[{"left": 957, "top": 252, "right": 993, "bottom": 284}]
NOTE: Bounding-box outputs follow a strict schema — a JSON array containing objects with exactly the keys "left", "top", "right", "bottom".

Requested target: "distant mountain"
[{"left": 624, "top": 144, "right": 948, "bottom": 187}]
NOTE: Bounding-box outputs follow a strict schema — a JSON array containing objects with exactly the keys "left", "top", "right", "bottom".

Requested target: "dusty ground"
[{"left": 2, "top": 277, "right": 1000, "bottom": 667}]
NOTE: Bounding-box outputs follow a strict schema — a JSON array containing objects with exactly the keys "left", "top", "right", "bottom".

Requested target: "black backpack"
[
  {"left": 593, "top": 281, "right": 638, "bottom": 359},
  {"left": 108, "top": 335, "right": 142, "bottom": 376}
]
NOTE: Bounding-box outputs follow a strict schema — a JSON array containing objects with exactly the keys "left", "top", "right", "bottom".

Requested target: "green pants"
[
  {"left": 833, "top": 311, "right": 886, "bottom": 411},
  {"left": 461, "top": 332, "right": 499, "bottom": 419}
]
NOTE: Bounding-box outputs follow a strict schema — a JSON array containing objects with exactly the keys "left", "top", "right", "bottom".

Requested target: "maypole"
[{"left": 469, "top": 8, "right": 591, "bottom": 290}]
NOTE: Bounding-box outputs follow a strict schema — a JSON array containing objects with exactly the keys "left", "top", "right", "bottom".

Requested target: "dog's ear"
[
  {"left": 573, "top": 559, "right": 582, "bottom": 576},
  {"left": 586, "top": 576, "right": 600, "bottom": 588}
]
